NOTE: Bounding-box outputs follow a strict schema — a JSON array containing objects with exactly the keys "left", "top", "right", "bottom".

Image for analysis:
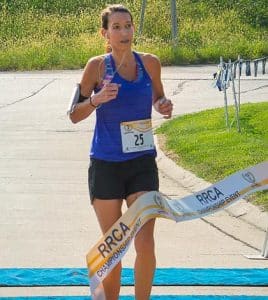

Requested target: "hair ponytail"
[{"left": 105, "top": 41, "right": 112, "bottom": 53}]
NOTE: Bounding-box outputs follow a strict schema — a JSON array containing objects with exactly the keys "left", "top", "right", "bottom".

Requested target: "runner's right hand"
[{"left": 92, "top": 83, "right": 121, "bottom": 105}]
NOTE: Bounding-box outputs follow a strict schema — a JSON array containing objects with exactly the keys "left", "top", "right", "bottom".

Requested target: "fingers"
[
  {"left": 98, "top": 83, "right": 121, "bottom": 103},
  {"left": 159, "top": 99, "right": 173, "bottom": 118},
  {"left": 104, "top": 83, "right": 120, "bottom": 96}
]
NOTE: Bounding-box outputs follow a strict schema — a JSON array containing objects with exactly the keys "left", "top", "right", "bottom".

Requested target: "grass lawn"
[
  {"left": 0, "top": 0, "right": 267, "bottom": 70},
  {"left": 156, "top": 102, "right": 268, "bottom": 211}
]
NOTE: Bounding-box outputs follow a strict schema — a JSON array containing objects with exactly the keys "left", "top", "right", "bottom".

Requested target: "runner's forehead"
[{"left": 108, "top": 12, "right": 132, "bottom": 26}]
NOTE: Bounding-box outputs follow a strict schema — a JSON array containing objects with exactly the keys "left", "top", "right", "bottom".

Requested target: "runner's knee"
[{"left": 134, "top": 220, "right": 155, "bottom": 255}]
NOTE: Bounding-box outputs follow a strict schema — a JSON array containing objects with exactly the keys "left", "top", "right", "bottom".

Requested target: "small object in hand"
[{"left": 159, "top": 97, "right": 167, "bottom": 104}]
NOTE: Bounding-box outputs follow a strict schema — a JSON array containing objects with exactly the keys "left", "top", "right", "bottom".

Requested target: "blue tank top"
[{"left": 90, "top": 51, "right": 156, "bottom": 161}]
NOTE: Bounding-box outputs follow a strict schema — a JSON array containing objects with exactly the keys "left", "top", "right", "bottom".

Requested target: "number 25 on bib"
[{"left": 120, "top": 119, "right": 155, "bottom": 153}]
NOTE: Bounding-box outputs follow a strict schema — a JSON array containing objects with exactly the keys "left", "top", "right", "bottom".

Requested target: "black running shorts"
[{"left": 88, "top": 155, "right": 159, "bottom": 203}]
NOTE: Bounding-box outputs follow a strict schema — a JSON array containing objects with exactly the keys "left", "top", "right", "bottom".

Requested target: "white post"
[
  {"left": 237, "top": 55, "right": 241, "bottom": 111},
  {"left": 230, "top": 59, "right": 241, "bottom": 133},
  {"left": 221, "top": 57, "right": 229, "bottom": 130},
  {"left": 261, "top": 227, "right": 268, "bottom": 258},
  {"left": 244, "top": 227, "right": 268, "bottom": 260}
]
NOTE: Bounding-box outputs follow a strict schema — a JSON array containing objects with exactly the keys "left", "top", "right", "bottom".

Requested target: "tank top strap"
[
  {"left": 105, "top": 52, "right": 149, "bottom": 82},
  {"left": 133, "top": 51, "right": 150, "bottom": 81},
  {"left": 133, "top": 52, "right": 146, "bottom": 72}
]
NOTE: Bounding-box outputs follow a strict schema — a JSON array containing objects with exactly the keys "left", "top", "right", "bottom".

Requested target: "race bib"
[{"left": 120, "top": 119, "right": 155, "bottom": 153}]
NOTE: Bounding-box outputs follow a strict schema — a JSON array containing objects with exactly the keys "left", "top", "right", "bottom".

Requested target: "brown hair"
[{"left": 101, "top": 4, "right": 133, "bottom": 30}]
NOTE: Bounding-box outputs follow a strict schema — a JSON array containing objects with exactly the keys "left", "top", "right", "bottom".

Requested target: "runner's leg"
[
  {"left": 126, "top": 191, "right": 156, "bottom": 300},
  {"left": 93, "top": 199, "right": 123, "bottom": 300}
]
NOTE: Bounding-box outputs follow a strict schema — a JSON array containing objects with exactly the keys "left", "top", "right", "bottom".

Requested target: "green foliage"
[
  {"left": 192, "top": 0, "right": 268, "bottom": 27},
  {"left": 0, "top": 0, "right": 267, "bottom": 69},
  {"left": 157, "top": 102, "right": 268, "bottom": 210}
]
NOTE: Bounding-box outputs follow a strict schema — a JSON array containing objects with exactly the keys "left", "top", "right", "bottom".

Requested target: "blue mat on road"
[
  {"left": 0, "top": 268, "right": 268, "bottom": 287},
  {"left": 1, "top": 296, "right": 268, "bottom": 300}
]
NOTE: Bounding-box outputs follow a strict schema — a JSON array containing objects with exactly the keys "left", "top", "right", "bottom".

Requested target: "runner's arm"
[
  {"left": 143, "top": 54, "right": 173, "bottom": 119},
  {"left": 69, "top": 58, "right": 101, "bottom": 124},
  {"left": 69, "top": 57, "right": 121, "bottom": 124}
]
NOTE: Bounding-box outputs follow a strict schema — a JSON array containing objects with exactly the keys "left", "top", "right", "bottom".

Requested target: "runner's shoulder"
[
  {"left": 80, "top": 55, "right": 106, "bottom": 86},
  {"left": 137, "top": 52, "right": 161, "bottom": 77},
  {"left": 84, "top": 55, "right": 106, "bottom": 72},
  {"left": 138, "top": 52, "right": 161, "bottom": 66}
]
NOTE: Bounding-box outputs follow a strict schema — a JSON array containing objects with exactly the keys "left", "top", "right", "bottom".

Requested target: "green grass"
[
  {"left": 0, "top": 0, "right": 267, "bottom": 70},
  {"left": 156, "top": 102, "right": 268, "bottom": 211}
]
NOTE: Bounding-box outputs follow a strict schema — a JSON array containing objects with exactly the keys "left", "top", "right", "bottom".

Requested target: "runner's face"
[{"left": 106, "top": 12, "right": 134, "bottom": 50}]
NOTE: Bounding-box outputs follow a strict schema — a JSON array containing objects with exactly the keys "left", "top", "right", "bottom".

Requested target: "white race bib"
[{"left": 120, "top": 119, "right": 155, "bottom": 153}]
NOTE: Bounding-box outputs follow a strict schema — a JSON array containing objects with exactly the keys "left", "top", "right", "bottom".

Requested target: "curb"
[{"left": 155, "top": 135, "right": 268, "bottom": 232}]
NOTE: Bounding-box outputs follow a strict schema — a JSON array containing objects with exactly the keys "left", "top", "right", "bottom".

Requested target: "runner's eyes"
[
  {"left": 112, "top": 24, "right": 132, "bottom": 30},
  {"left": 112, "top": 25, "right": 120, "bottom": 30}
]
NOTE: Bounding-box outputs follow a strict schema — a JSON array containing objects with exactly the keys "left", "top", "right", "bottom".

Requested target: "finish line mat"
[
  {"left": 1, "top": 296, "right": 268, "bottom": 300},
  {"left": 1, "top": 268, "right": 268, "bottom": 287}
]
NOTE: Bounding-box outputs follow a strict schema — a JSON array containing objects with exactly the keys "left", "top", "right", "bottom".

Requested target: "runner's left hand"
[{"left": 155, "top": 98, "right": 173, "bottom": 119}]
